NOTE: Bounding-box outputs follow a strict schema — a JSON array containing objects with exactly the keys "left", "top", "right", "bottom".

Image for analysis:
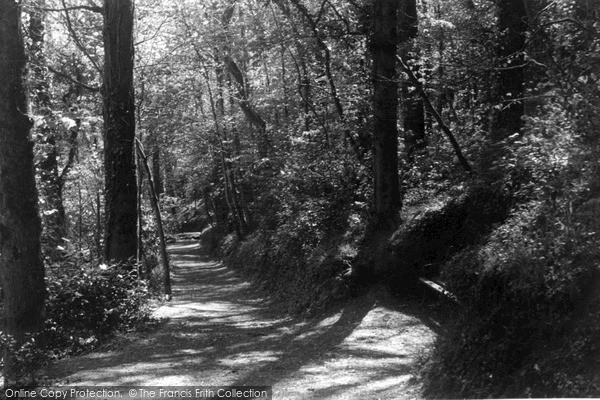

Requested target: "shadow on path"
[{"left": 43, "top": 235, "right": 437, "bottom": 399}]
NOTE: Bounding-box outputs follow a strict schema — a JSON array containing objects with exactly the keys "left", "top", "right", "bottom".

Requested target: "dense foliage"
[{"left": 0, "top": 262, "right": 152, "bottom": 381}]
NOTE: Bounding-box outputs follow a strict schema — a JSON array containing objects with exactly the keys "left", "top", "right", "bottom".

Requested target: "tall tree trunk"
[
  {"left": 492, "top": 0, "right": 528, "bottom": 141},
  {"left": 102, "top": 0, "right": 137, "bottom": 265},
  {"left": 0, "top": 0, "right": 46, "bottom": 385},
  {"left": 96, "top": 189, "right": 102, "bottom": 259},
  {"left": 135, "top": 135, "right": 144, "bottom": 271},
  {"left": 370, "top": 0, "right": 402, "bottom": 225},
  {"left": 136, "top": 140, "right": 171, "bottom": 298}
]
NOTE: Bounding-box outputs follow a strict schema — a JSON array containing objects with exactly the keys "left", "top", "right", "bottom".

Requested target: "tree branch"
[
  {"left": 47, "top": 65, "right": 101, "bottom": 92},
  {"left": 539, "top": 17, "right": 592, "bottom": 31},
  {"left": 285, "top": 0, "right": 345, "bottom": 118},
  {"left": 397, "top": 55, "right": 473, "bottom": 173},
  {"left": 61, "top": 0, "right": 102, "bottom": 73},
  {"left": 314, "top": 0, "right": 328, "bottom": 25},
  {"left": 38, "top": 5, "right": 102, "bottom": 13},
  {"left": 135, "top": 138, "right": 172, "bottom": 298}
]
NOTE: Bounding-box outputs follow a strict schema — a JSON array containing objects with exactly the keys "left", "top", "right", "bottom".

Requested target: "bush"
[
  {"left": 0, "top": 262, "right": 153, "bottom": 384},
  {"left": 223, "top": 152, "right": 365, "bottom": 315},
  {"left": 424, "top": 200, "right": 600, "bottom": 398},
  {"left": 44, "top": 264, "right": 152, "bottom": 355},
  {"left": 386, "top": 184, "right": 513, "bottom": 291}
]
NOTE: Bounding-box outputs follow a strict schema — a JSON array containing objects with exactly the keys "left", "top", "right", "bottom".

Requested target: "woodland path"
[{"left": 43, "top": 233, "right": 438, "bottom": 399}]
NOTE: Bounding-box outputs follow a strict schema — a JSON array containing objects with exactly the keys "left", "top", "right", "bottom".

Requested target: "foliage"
[
  {"left": 389, "top": 183, "right": 513, "bottom": 291},
  {"left": 45, "top": 263, "right": 151, "bottom": 347},
  {"left": 224, "top": 149, "right": 366, "bottom": 314},
  {"left": 424, "top": 197, "right": 600, "bottom": 397},
  {"left": 421, "top": 20, "right": 600, "bottom": 390},
  {"left": 0, "top": 263, "right": 153, "bottom": 380}
]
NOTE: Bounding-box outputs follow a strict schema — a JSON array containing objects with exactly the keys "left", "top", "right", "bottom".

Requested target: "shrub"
[
  {"left": 0, "top": 262, "right": 153, "bottom": 384},
  {"left": 424, "top": 200, "right": 600, "bottom": 398},
  {"left": 223, "top": 151, "right": 365, "bottom": 315},
  {"left": 44, "top": 264, "right": 152, "bottom": 355}
]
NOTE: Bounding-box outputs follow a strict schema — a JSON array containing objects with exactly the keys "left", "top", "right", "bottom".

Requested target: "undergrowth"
[
  {"left": 423, "top": 199, "right": 600, "bottom": 397},
  {"left": 1, "top": 262, "right": 154, "bottom": 383},
  {"left": 219, "top": 155, "right": 368, "bottom": 316},
  {"left": 422, "top": 148, "right": 600, "bottom": 397}
]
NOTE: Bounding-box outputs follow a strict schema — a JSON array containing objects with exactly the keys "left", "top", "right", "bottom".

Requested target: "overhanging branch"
[
  {"left": 397, "top": 55, "right": 473, "bottom": 173},
  {"left": 61, "top": 0, "right": 102, "bottom": 74},
  {"left": 47, "top": 65, "right": 101, "bottom": 92},
  {"left": 38, "top": 5, "right": 102, "bottom": 13}
]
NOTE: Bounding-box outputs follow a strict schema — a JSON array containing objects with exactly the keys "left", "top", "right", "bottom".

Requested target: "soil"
[{"left": 42, "top": 234, "right": 439, "bottom": 399}]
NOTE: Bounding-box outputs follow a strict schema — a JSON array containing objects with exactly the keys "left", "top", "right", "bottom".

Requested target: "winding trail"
[{"left": 44, "top": 234, "right": 438, "bottom": 399}]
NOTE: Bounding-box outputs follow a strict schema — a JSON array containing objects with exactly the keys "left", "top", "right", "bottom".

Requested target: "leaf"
[{"left": 61, "top": 117, "right": 77, "bottom": 130}]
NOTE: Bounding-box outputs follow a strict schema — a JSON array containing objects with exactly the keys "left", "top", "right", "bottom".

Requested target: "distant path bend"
[{"left": 43, "top": 233, "right": 437, "bottom": 399}]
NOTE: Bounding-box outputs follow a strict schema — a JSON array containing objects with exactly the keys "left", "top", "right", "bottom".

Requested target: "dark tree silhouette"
[
  {"left": 0, "top": 0, "right": 46, "bottom": 384},
  {"left": 102, "top": 0, "right": 137, "bottom": 264},
  {"left": 369, "top": 0, "right": 402, "bottom": 225}
]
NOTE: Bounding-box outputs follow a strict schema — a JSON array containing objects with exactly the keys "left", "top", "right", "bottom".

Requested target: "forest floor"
[{"left": 42, "top": 233, "right": 440, "bottom": 399}]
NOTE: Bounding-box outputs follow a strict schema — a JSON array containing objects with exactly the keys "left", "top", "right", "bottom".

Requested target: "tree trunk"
[
  {"left": 152, "top": 143, "right": 164, "bottom": 196},
  {"left": 402, "top": 78, "right": 426, "bottom": 162},
  {"left": 102, "top": 0, "right": 137, "bottom": 265},
  {"left": 136, "top": 140, "right": 171, "bottom": 298},
  {"left": 492, "top": 0, "right": 528, "bottom": 141},
  {"left": 223, "top": 55, "right": 270, "bottom": 157},
  {"left": 135, "top": 136, "right": 144, "bottom": 272},
  {"left": 96, "top": 189, "right": 102, "bottom": 260},
  {"left": 0, "top": 0, "right": 46, "bottom": 385},
  {"left": 370, "top": 0, "right": 402, "bottom": 225}
]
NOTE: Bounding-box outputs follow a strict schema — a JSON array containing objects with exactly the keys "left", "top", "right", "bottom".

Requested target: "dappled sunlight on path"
[{"left": 43, "top": 233, "right": 436, "bottom": 399}]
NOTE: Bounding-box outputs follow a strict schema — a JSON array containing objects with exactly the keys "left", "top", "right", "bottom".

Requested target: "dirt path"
[{"left": 43, "top": 235, "right": 438, "bottom": 399}]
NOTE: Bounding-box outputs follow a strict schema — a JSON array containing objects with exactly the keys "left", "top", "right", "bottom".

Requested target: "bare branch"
[
  {"left": 286, "top": 0, "right": 345, "bottom": 118},
  {"left": 38, "top": 5, "right": 102, "bottom": 13},
  {"left": 314, "top": 0, "right": 328, "bottom": 25},
  {"left": 325, "top": 0, "right": 352, "bottom": 34},
  {"left": 47, "top": 64, "right": 101, "bottom": 92},
  {"left": 397, "top": 55, "right": 473, "bottom": 173},
  {"left": 61, "top": 0, "right": 102, "bottom": 73},
  {"left": 539, "top": 17, "right": 592, "bottom": 31}
]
